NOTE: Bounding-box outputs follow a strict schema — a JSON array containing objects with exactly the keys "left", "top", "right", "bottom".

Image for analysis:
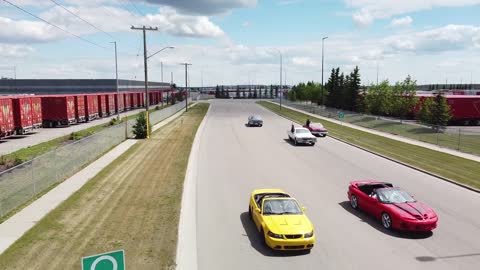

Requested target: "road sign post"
[{"left": 82, "top": 250, "right": 125, "bottom": 270}]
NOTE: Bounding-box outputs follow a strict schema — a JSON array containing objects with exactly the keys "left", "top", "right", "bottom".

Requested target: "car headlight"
[
  {"left": 267, "top": 231, "right": 283, "bottom": 239},
  {"left": 304, "top": 231, "right": 314, "bottom": 238}
]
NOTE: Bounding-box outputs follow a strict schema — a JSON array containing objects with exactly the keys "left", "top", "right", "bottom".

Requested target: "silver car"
[{"left": 247, "top": 115, "right": 263, "bottom": 127}]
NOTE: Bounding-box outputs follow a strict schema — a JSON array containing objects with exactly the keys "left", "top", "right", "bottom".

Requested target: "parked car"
[
  {"left": 347, "top": 181, "right": 438, "bottom": 231},
  {"left": 248, "top": 189, "right": 315, "bottom": 251},
  {"left": 247, "top": 115, "right": 263, "bottom": 127},
  {"left": 287, "top": 126, "right": 316, "bottom": 146},
  {"left": 304, "top": 122, "right": 328, "bottom": 137}
]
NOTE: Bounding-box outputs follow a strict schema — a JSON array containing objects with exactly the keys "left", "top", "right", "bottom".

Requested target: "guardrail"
[{"left": 0, "top": 99, "right": 191, "bottom": 218}]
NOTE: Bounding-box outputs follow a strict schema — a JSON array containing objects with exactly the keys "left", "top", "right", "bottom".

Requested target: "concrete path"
[
  {"left": 0, "top": 103, "right": 193, "bottom": 255},
  {"left": 268, "top": 101, "right": 480, "bottom": 163}
]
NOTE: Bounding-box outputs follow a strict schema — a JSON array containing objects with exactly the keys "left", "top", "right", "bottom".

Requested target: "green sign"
[
  {"left": 82, "top": 250, "right": 125, "bottom": 270},
  {"left": 338, "top": 112, "right": 345, "bottom": 118}
]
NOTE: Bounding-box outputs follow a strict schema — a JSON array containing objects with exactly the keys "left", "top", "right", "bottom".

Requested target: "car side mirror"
[
  {"left": 301, "top": 206, "right": 307, "bottom": 211},
  {"left": 255, "top": 208, "right": 261, "bottom": 214}
]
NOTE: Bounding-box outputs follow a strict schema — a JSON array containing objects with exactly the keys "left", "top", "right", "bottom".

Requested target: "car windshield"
[
  {"left": 252, "top": 115, "right": 261, "bottom": 120},
  {"left": 296, "top": 129, "right": 310, "bottom": 134},
  {"left": 263, "top": 199, "right": 302, "bottom": 215},
  {"left": 376, "top": 189, "right": 416, "bottom": 204},
  {"left": 310, "top": 123, "right": 324, "bottom": 128}
]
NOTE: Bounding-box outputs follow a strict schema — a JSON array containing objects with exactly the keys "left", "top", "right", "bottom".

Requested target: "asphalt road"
[{"left": 195, "top": 99, "right": 480, "bottom": 270}]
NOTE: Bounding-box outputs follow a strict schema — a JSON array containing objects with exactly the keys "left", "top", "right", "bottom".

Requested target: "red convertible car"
[
  {"left": 303, "top": 122, "right": 328, "bottom": 137},
  {"left": 347, "top": 181, "right": 438, "bottom": 231}
]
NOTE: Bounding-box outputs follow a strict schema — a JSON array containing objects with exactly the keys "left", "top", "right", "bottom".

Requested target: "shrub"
[{"left": 132, "top": 112, "right": 150, "bottom": 139}]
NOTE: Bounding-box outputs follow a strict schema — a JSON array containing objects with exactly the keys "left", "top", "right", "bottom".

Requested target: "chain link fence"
[
  {"left": 272, "top": 99, "right": 480, "bottom": 156},
  {"left": 0, "top": 99, "right": 193, "bottom": 218}
]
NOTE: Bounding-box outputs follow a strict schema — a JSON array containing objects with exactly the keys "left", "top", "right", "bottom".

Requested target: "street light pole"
[
  {"left": 321, "top": 36, "right": 328, "bottom": 105},
  {"left": 161, "top": 61, "right": 163, "bottom": 82},
  {"left": 180, "top": 63, "right": 192, "bottom": 112},
  {"left": 111, "top": 41, "right": 120, "bottom": 121},
  {"left": 280, "top": 52, "right": 282, "bottom": 110}
]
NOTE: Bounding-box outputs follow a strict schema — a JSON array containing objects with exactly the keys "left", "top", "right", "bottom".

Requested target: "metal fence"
[
  {"left": 0, "top": 99, "right": 192, "bottom": 218},
  {"left": 272, "top": 99, "right": 480, "bottom": 156}
]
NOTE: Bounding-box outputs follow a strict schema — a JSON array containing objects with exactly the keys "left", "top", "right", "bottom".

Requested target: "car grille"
[
  {"left": 284, "top": 234, "right": 302, "bottom": 239},
  {"left": 284, "top": 245, "right": 305, "bottom": 250}
]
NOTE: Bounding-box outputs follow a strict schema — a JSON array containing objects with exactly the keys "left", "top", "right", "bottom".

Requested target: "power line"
[
  {"left": 3, "top": 0, "right": 108, "bottom": 50},
  {"left": 127, "top": 0, "right": 145, "bottom": 16},
  {"left": 49, "top": 0, "right": 116, "bottom": 40}
]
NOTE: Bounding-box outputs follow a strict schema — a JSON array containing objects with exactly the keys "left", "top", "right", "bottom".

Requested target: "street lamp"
[
  {"left": 271, "top": 48, "right": 283, "bottom": 110},
  {"left": 321, "top": 36, "right": 328, "bottom": 105}
]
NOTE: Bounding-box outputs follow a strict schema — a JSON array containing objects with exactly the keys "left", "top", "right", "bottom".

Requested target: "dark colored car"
[
  {"left": 247, "top": 115, "right": 263, "bottom": 127},
  {"left": 304, "top": 122, "right": 328, "bottom": 137},
  {"left": 347, "top": 181, "right": 438, "bottom": 231}
]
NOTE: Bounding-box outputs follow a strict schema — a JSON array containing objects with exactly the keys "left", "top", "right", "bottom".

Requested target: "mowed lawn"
[
  {"left": 0, "top": 103, "right": 209, "bottom": 270},
  {"left": 258, "top": 101, "right": 480, "bottom": 190}
]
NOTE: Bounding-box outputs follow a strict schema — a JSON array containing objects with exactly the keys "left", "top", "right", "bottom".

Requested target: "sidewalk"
[
  {"left": 0, "top": 104, "right": 193, "bottom": 255},
  {"left": 268, "top": 101, "right": 480, "bottom": 163}
]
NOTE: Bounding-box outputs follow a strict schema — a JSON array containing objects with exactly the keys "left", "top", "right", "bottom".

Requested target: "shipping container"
[
  {"left": 30, "top": 96, "right": 42, "bottom": 128},
  {"left": 98, "top": 94, "right": 107, "bottom": 117},
  {"left": 0, "top": 97, "right": 15, "bottom": 138},
  {"left": 85, "top": 94, "right": 99, "bottom": 121},
  {"left": 74, "top": 95, "right": 86, "bottom": 122},
  {"left": 41, "top": 95, "right": 76, "bottom": 127},
  {"left": 107, "top": 94, "right": 115, "bottom": 115},
  {"left": 12, "top": 97, "right": 33, "bottom": 134},
  {"left": 124, "top": 93, "right": 131, "bottom": 110},
  {"left": 115, "top": 93, "right": 124, "bottom": 112},
  {"left": 446, "top": 95, "right": 480, "bottom": 125}
]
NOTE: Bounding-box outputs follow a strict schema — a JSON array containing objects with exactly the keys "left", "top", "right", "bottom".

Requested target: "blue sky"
[{"left": 1, "top": 0, "right": 480, "bottom": 86}]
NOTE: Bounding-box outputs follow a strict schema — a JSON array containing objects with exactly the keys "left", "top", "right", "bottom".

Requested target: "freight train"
[
  {"left": 416, "top": 94, "right": 480, "bottom": 126},
  {"left": 0, "top": 90, "right": 177, "bottom": 139}
]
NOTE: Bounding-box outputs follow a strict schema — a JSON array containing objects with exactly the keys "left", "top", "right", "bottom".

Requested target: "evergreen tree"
[
  {"left": 348, "top": 66, "right": 361, "bottom": 111},
  {"left": 236, "top": 85, "right": 240, "bottom": 98},
  {"left": 221, "top": 85, "right": 225, "bottom": 98},
  {"left": 248, "top": 86, "right": 252, "bottom": 98},
  {"left": 132, "top": 112, "right": 150, "bottom": 139},
  {"left": 253, "top": 86, "right": 258, "bottom": 98},
  {"left": 215, "top": 85, "right": 220, "bottom": 98},
  {"left": 418, "top": 98, "right": 433, "bottom": 124},
  {"left": 270, "top": 85, "right": 273, "bottom": 98},
  {"left": 275, "top": 86, "right": 279, "bottom": 98},
  {"left": 264, "top": 87, "right": 268, "bottom": 98}
]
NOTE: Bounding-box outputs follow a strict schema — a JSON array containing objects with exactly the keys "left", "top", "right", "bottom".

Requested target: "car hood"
[
  {"left": 296, "top": 133, "right": 316, "bottom": 139},
  {"left": 387, "top": 202, "right": 437, "bottom": 219},
  {"left": 310, "top": 127, "right": 327, "bottom": 132},
  {"left": 263, "top": 214, "right": 313, "bottom": 235}
]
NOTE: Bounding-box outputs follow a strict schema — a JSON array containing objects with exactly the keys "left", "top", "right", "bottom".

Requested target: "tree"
[
  {"left": 177, "top": 91, "right": 184, "bottom": 102},
  {"left": 248, "top": 86, "right": 252, "bottom": 98},
  {"left": 430, "top": 94, "right": 452, "bottom": 126},
  {"left": 264, "top": 87, "right": 268, "bottom": 98},
  {"left": 253, "top": 86, "right": 258, "bottom": 98},
  {"left": 364, "top": 80, "right": 394, "bottom": 115},
  {"left": 221, "top": 85, "right": 225, "bottom": 98},
  {"left": 275, "top": 86, "right": 279, "bottom": 98},
  {"left": 236, "top": 85, "right": 240, "bottom": 98},
  {"left": 418, "top": 97, "right": 433, "bottom": 124},
  {"left": 215, "top": 85, "right": 220, "bottom": 98},
  {"left": 346, "top": 66, "right": 361, "bottom": 111},
  {"left": 270, "top": 85, "right": 273, "bottom": 98},
  {"left": 132, "top": 112, "right": 150, "bottom": 139},
  {"left": 391, "top": 75, "right": 418, "bottom": 121}
]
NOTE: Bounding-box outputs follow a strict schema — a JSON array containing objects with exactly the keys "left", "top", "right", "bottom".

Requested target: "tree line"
[{"left": 287, "top": 67, "right": 452, "bottom": 126}]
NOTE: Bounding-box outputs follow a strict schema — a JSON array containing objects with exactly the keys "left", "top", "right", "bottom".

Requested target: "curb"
[
  {"left": 261, "top": 103, "right": 480, "bottom": 194},
  {"left": 176, "top": 103, "right": 210, "bottom": 270}
]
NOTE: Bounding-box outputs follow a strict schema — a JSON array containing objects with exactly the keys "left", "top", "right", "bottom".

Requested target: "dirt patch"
[{"left": 0, "top": 103, "right": 209, "bottom": 270}]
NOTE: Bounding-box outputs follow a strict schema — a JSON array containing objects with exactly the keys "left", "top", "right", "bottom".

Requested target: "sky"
[{"left": 1, "top": 0, "right": 480, "bottom": 87}]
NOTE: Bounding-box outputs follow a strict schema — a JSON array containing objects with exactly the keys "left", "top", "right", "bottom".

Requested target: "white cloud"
[
  {"left": 345, "top": 0, "right": 480, "bottom": 25},
  {"left": 242, "top": 21, "right": 251, "bottom": 27},
  {"left": 390, "top": 16, "right": 413, "bottom": 27},
  {"left": 144, "top": 0, "right": 257, "bottom": 15},
  {"left": 277, "top": 0, "right": 303, "bottom": 6},
  {"left": 292, "top": 57, "right": 317, "bottom": 67},
  {"left": 0, "top": 44, "right": 34, "bottom": 57},
  {"left": 0, "top": 5, "right": 224, "bottom": 44}
]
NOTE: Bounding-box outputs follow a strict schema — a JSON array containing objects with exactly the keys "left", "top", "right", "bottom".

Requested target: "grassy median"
[
  {"left": 258, "top": 101, "right": 479, "bottom": 190},
  {"left": 0, "top": 103, "right": 209, "bottom": 270}
]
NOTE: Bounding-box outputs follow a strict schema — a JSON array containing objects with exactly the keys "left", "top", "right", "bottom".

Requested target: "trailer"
[
  {"left": 41, "top": 95, "right": 77, "bottom": 127},
  {"left": 74, "top": 95, "right": 86, "bottom": 122},
  {"left": 12, "top": 96, "right": 34, "bottom": 134},
  {"left": 98, "top": 94, "right": 107, "bottom": 117},
  {"left": 446, "top": 95, "right": 480, "bottom": 125},
  {"left": 106, "top": 94, "right": 115, "bottom": 115},
  {"left": 30, "top": 96, "right": 42, "bottom": 128},
  {"left": 137, "top": 92, "right": 144, "bottom": 107},
  {"left": 0, "top": 97, "right": 15, "bottom": 138},
  {"left": 85, "top": 94, "right": 99, "bottom": 121},
  {"left": 131, "top": 92, "right": 138, "bottom": 108},
  {"left": 115, "top": 93, "right": 124, "bottom": 113}
]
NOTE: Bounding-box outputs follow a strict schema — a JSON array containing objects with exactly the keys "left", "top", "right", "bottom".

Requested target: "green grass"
[{"left": 258, "top": 101, "right": 480, "bottom": 190}]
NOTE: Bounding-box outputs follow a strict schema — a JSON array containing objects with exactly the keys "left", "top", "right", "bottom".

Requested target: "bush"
[
  {"left": 69, "top": 132, "right": 82, "bottom": 141},
  {"left": 132, "top": 112, "right": 150, "bottom": 139},
  {"left": 14, "top": 157, "right": 24, "bottom": 166},
  {"left": 108, "top": 118, "right": 120, "bottom": 126},
  {"left": 155, "top": 105, "right": 160, "bottom": 111}
]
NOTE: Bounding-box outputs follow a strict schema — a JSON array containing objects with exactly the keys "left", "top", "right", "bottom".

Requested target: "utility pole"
[
  {"left": 180, "top": 63, "right": 192, "bottom": 112},
  {"left": 111, "top": 41, "right": 120, "bottom": 121},
  {"left": 279, "top": 53, "right": 282, "bottom": 110},
  {"left": 321, "top": 36, "right": 328, "bottom": 105},
  {"left": 376, "top": 61, "right": 379, "bottom": 85},
  {"left": 161, "top": 61, "right": 163, "bottom": 82},
  {"left": 131, "top": 25, "right": 158, "bottom": 139}
]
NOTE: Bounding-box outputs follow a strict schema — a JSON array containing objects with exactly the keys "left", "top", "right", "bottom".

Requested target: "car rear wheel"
[
  {"left": 381, "top": 212, "right": 392, "bottom": 230},
  {"left": 350, "top": 195, "right": 359, "bottom": 210},
  {"left": 259, "top": 124, "right": 263, "bottom": 127},
  {"left": 248, "top": 206, "right": 252, "bottom": 219}
]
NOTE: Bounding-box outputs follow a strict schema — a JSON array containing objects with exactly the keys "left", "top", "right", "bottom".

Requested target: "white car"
[{"left": 287, "top": 127, "right": 317, "bottom": 146}]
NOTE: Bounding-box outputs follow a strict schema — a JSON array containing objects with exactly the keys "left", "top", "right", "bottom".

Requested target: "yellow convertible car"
[{"left": 248, "top": 189, "right": 315, "bottom": 251}]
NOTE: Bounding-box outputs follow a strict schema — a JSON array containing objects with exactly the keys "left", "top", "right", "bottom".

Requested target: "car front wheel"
[
  {"left": 350, "top": 195, "right": 358, "bottom": 209},
  {"left": 260, "top": 228, "right": 266, "bottom": 245},
  {"left": 294, "top": 139, "right": 298, "bottom": 145},
  {"left": 381, "top": 212, "right": 392, "bottom": 230}
]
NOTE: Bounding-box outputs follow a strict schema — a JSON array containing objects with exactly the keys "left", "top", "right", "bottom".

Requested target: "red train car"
[
  {"left": 137, "top": 92, "right": 144, "bottom": 107},
  {"left": 115, "top": 93, "right": 124, "bottom": 112},
  {"left": 124, "top": 93, "right": 131, "bottom": 110},
  {"left": 12, "top": 96, "right": 33, "bottom": 134},
  {"left": 416, "top": 94, "right": 480, "bottom": 125},
  {"left": 30, "top": 96, "right": 42, "bottom": 129},
  {"left": 41, "top": 95, "right": 76, "bottom": 127},
  {"left": 0, "top": 97, "right": 15, "bottom": 138},
  {"left": 85, "top": 94, "right": 99, "bottom": 121},
  {"left": 131, "top": 92, "right": 138, "bottom": 108},
  {"left": 106, "top": 94, "right": 115, "bottom": 115},
  {"left": 98, "top": 94, "right": 107, "bottom": 117},
  {"left": 74, "top": 95, "right": 86, "bottom": 122}
]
